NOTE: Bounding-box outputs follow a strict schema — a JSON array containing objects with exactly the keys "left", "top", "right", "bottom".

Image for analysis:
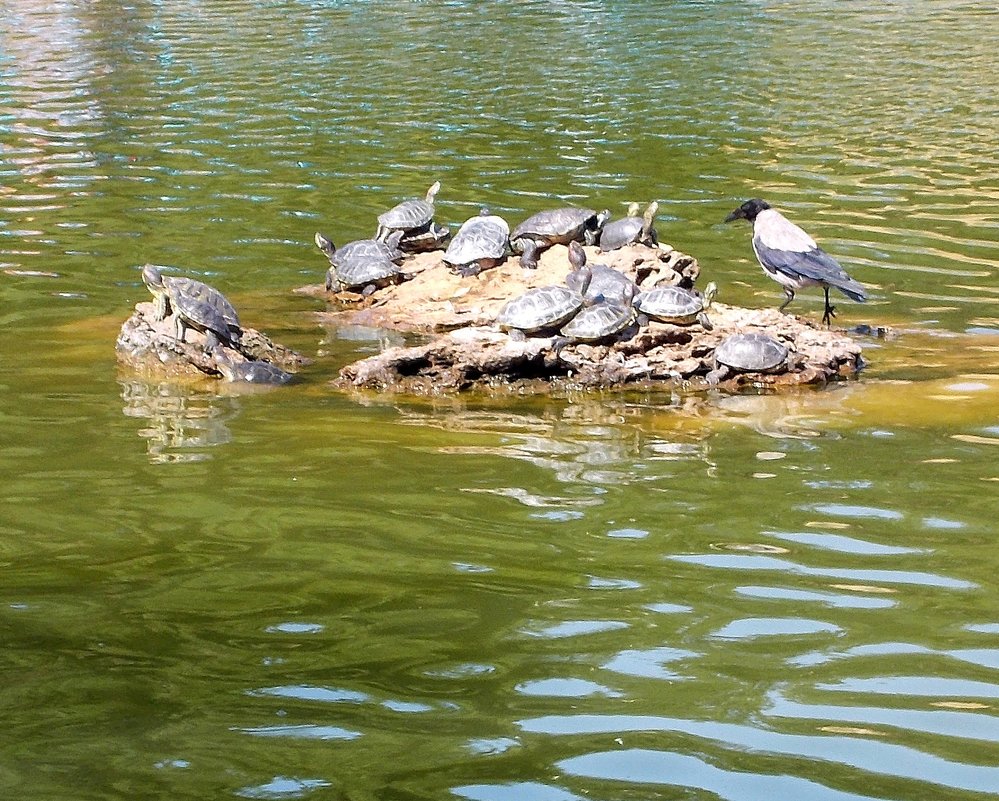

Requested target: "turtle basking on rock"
[
  {"left": 142, "top": 264, "right": 241, "bottom": 352},
  {"left": 705, "top": 332, "right": 791, "bottom": 385},
  {"left": 375, "top": 180, "right": 442, "bottom": 243},
  {"left": 558, "top": 283, "right": 638, "bottom": 345},
  {"left": 510, "top": 207, "right": 610, "bottom": 269},
  {"left": 495, "top": 266, "right": 592, "bottom": 340},
  {"left": 314, "top": 231, "right": 406, "bottom": 294},
  {"left": 443, "top": 209, "right": 510, "bottom": 277},
  {"left": 635, "top": 282, "right": 717, "bottom": 329},
  {"left": 564, "top": 241, "right": 637, "bottom": 303},
  {"left": 599, "top": 201, "right": 659, "bottom": 251}
]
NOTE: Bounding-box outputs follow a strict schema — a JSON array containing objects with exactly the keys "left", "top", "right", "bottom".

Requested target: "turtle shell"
[
  {"left": 559, "top": 300, "right": 635, "bottom": 342},
  {"left": 599, "top": 201, "right": 659, "bottom": 251},
  {"left": 377, "top": 180, "right": 441, "bottom": 234},
  {"left": 567, "top": 263, "right": 636, "bottom": 303},
  {"left": 398, "top": 221, "right": 451, "bottom": 253},
  {"left": 444, "top": 213, "right": 509, "bottom": 269},
  {"left": 635, "top": 285, "right": 705, "bottom": 324},
  {"left": 327, "top": 238, "right": 404, "bottom": 292},
  {"left": 714, "top": 332, "right": 788, "bottom": 373},
  {"left": 510, "top": 207, "right": 603, "bottom": 246},
  {"left": 496, "top": 285, "right": 585, "bottom": 334},
  {"left": 164, "top": 275, "right": 241, "bottom": 342}
]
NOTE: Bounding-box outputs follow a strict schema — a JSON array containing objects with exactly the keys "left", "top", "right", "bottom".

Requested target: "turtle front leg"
[
  {"left": 153, "top": 292, "right": 169, "bottom": 321},
  {"left": 519, "top": 240, "right": 540, "bottom": 270},
  {"left": 173, "top": 315, "right": 188, "bottom": 343}
]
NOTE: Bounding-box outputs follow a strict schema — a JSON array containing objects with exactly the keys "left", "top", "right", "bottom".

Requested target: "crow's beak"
[{"left": 724, "top": 209, "right": 743, "bottom": 223}]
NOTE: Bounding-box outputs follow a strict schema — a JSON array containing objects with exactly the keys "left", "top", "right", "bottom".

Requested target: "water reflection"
[{"left": 119, "top": 379, "right": 237, "bottom": 462}]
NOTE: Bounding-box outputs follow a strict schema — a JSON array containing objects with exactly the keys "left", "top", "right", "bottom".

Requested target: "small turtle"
[
  {"left": 142, "top": 264, "right": 241, "bottom": 351},
  {"left": 495, "top": 267, "right": 592, "bottom": 339},
  {"left": 706, "top": 332, "right": 790, "bottom": 385},
  {"left": 398, "top": 220, "right": 451, "bottom": 254},
  {"left": 510, "top": 207, "right": 611, "bottom": 269},
  {"left": 636, "top": 281, "right": 717, "bottom": 329},
  {"left": 599, "top": 201, "right": 659, "bottom": 251},
  {"left": 314, "top": 231, "right": 405, "bottom": 294},
  {"left": 565, "top": 241, "right": 637, "bottom": 303},
  {"left": 375, "top": 180, "right": 441, "bottom": 242},
  {"left": 443, "top": 209, "right": 510, "bottom": 276},
  {"left": 213, "top": 346, "right": 294, "bottom": 385},
  {"left": 559, "top": 283, "right": 638, "bottom": 344}
]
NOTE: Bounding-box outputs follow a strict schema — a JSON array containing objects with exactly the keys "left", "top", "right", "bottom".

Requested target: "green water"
[{"left": 2, "top": 2, "right": 999, "bottom": 800}]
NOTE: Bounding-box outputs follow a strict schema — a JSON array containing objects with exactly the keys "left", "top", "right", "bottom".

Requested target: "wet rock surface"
[{"left": 116, "top": 301, "right": 309, "bottom": 382}]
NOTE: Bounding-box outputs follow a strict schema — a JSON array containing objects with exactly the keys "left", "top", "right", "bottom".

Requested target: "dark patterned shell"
[
  {"left": 714, "top": 332, "right": 788, "bottom": 372},
  {"left": 496, "top": 285, "right": 585, "bottom": 333},
  {"left": 329, "top": 238, "right": 404, "bottom": 289},
  {"left": 599, "top": 201, "right": 658, "bottom": 251},
  {"left": 635, "top": 285, "right": 705, "bottom": 324},
  {"left": 444, "top": 213, "right": 509, "bottom": 266},
  {"left": 164, "top": 275, "right": 240, "bottom": 338},
  {"left": 510, "top": 207, "right": 601, "bottom": 245},
  {"left": 567, "top": 263, "right": 636, "bottom": 303},
  {"left": 559, "top": 300, "right": 634, "bottom": 341},
  {"left": 377, "top": 180, "right": 441, "bottom": 233}
]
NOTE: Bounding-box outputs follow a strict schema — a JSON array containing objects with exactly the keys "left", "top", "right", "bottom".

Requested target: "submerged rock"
[{"left": 116, "top": 301, "right": 309, "bottom": 382}]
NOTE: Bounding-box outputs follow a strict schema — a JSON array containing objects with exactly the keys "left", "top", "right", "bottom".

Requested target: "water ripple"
[
  {"left": 522, "top": 715, "right": 999, "bottom": 795},
  {"left": 669, "top": 554, "right": 976, "bottom": 590}
]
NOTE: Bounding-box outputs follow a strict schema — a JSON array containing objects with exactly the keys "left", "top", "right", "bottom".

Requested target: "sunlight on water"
[{"left": 1, "top": 2, "right": 998, "bottom": 800}]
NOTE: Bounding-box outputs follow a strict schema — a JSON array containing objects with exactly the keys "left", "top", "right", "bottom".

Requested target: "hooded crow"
[{"left": 725, "top": 198, "right": 866, "bottom": 325}]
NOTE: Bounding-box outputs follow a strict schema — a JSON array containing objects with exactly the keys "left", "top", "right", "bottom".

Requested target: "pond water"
[{"left": 2, "top": 2, "right": 999, "bottom": 800}]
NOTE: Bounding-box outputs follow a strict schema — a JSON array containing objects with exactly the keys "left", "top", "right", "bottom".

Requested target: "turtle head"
[
  {"left": 567, "top": 240, "right": 587, "bottom": 271},
  {"left": 626, "top": 202, "right": 641, "bottom": 217},
  {"left": 595, "top": 209, "right": 612, "bottom": 229},
  {"left": 314, "top": 232, "right": 336, "bottom": 257},
  {"left": 425, "top": 180, "right": 441, "bottom": 203},
  {"left": 141, "top": 263, "right": 165, "bottom": 292},
  {"left": 702, "top": 281, "right": 718, "bottom": 307},
  {"left": 725, "top": 198, "right": 771, "bottom": 223}
]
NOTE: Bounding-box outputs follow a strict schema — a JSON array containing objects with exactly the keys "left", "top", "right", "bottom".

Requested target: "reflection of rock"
[
  {"left": 116, "top": 301, "right": 309, "bottom": 382},
  {"left": 120, "top": 380, "right": 238, "bottom": 463},
  {"left": 334, "top": 304, "right": 863, "bottom": 395}
]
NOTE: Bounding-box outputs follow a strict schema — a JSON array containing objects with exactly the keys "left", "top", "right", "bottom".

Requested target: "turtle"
[
  {"left": 443, "top": 208, "right": 510, "bottom": 277},
  {"left": 212, "top": 346, "right": 294, "bottom": 385},
  {"left": 635, "top": 281, "right": 717, "bottom": 329},
  {"left": 495, "top": 266, "right": 592, "bottom": 340},
  {"left": 375, "top": 180, "right": 441, "bottom": 242},
  {"left": 599, "top": 201, "right": 659, "bottom": 251},
  {"left": 314, "top": 231, "right": 406, "bottom": 294},
  {"left": 705, "top": 332, "right": 790, "bottom": 385},
  {"left": 142, "top": 264, "right": 241, "bottom": 352},
  {"left": 558, "top": 283, "right": 638, "bottom": 344},
  {"left": 510, "top": 207, "right": 611, "bottom": 269},
  {"left": 397, "top": 220, "right": 451, "bottom": 254},
  {"left": 564, "top": 240, "right": 637, "bottom": 303}
]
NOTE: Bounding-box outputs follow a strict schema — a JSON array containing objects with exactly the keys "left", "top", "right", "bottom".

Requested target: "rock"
[
  {"left": 116, "top": 301, "right": 309, "bottom": 382},
  {"left": 332, "top": 302, "right": 863, "bottom": 395},
  {"left": 298, "top": 242, "right": 698, "bottom": 334}
]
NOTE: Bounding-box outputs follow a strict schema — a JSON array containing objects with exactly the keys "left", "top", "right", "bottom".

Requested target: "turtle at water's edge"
[{"left": 705, "top": 331, "right": 790, "bottom": 385}]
